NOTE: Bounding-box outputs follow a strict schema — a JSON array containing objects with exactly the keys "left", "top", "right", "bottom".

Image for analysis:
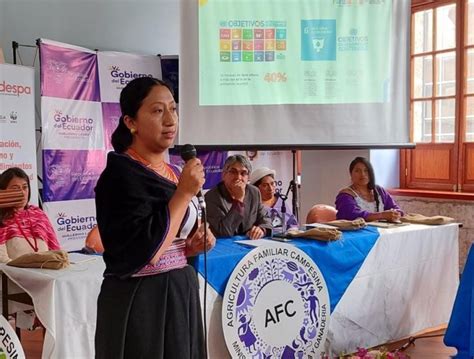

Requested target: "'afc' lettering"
[{"left": 264, "top": 300, "right": 296, "bottom": 328}]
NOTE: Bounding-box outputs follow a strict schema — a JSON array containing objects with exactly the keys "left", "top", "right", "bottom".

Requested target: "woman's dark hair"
[
  {"left": 0, "top": 167, "right": 31, "bottom": 224},
  {"left": 349, "top": 157, "right": 380, "bottom": 211},
  {"left": 111, "top": 77, "right": 174, "bottom": 153}
]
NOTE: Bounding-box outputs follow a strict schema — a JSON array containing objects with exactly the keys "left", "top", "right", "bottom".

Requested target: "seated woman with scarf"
[{"left": 0, "top": 167, "right": 60, "bottom": 263}]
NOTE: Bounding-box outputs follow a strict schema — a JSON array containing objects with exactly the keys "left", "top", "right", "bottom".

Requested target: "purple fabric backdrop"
[
  {"left": 40, "top": 42, "right": 100, "bottom": 102},
  {"left": 43, "top": 150, "right": 106, "bottom": 201},
  {"left": 169, "top": 149, "right": 228, "bottom": 190}
]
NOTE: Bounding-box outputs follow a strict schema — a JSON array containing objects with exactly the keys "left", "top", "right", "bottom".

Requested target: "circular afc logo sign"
[{"left": 222, "top": 244, "right": 330, "bottom": 358}]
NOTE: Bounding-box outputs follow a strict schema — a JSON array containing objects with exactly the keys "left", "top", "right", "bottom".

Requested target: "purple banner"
[
  {"left": 169, "top": 150, "right": 227, "bottom": 190},
  {"left": 43, "top": 150, "right": 106, "bottom": 201},
  {"left": 101, "top": 102, "right": 121, "bottom": 151},
  {"left": 40, "top": 42, "right": 100, "bottom": 102}
]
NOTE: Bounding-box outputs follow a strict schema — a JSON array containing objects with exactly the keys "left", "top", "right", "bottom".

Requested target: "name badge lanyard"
[{"left": 15, "top": 214, "right": 39, "bottom": 252}]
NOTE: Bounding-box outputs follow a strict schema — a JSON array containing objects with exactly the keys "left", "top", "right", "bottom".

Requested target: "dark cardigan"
[{"left": 95, "top": 151, "right": 180, "bottom": 278}]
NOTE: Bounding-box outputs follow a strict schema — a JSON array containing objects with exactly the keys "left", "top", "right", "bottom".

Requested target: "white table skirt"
[
  {"left": 0, "top": 224, "right": 459, "bottom": 358},
  {"left": 1, "top": 255, "right": 105, "bottom": 359},
  {"left": 198, "top": 223, "right": 460, "bottom": 357}
]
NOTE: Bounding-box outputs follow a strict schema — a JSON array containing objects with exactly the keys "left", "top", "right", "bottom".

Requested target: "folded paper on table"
[
  {"left": 68, "top": 252, "right": 98, "bottom": 264},
  {"left": 306, "top": 223, "right": 339, "bottom": 230},
  {"left": 368, "top": 221, "right": 410, "bottom": 228}
]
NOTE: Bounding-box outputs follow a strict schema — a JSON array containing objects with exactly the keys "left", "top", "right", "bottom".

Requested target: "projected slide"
[{"left": 199, "top": 0, "right": 392, "bottom": 106}]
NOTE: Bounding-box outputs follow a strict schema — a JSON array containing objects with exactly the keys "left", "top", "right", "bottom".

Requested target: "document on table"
[
  {"left": 367, "top": 221, "right": 410, "bottom": 228},
  {"left": 68, "top": 252, "right": 99, "bottom": 264},
  {"left": 305, "top": 223, "right": 339, "bottom": 230}
]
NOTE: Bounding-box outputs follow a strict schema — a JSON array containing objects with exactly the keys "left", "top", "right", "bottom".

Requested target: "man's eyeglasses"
[{"left": 227, "top": 168, "right": 249, "bottom": 177}]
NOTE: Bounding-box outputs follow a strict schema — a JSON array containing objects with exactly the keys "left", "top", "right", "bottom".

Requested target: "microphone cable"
[
  {"left": 200, "top": 200, "right": 209, "bottom": 359},
  {"left": 179, "top": 144, "right": 209, "bottom": 357}
]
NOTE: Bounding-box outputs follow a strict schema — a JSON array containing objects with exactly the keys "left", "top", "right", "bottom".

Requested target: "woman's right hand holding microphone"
[{"left": 176, "top": 158, "right": 205, "bottom": 201}]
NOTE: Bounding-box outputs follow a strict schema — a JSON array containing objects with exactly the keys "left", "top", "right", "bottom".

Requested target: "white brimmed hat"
[{"left": 249, "top": 167, "right": 276, "bottom": 185}]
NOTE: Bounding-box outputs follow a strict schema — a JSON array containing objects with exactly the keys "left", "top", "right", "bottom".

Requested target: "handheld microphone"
[
  {"left": 181, "top": 144, "right": 209, "bottom": 358},
  {"left": 180, "top": 144, "right": 206, "bottom": 209}
]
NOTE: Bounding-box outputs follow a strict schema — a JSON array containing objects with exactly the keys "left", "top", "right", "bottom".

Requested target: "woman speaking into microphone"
[{"left": 94, "top": 77, "right": 215, "bottom": 358}]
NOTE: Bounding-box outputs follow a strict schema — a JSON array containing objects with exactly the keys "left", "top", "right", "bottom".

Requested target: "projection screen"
[{"left": 179, "top": 0, "right": 411, "bottom": 148}]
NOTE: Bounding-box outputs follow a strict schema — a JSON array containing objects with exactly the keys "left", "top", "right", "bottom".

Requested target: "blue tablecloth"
[
  {"left": 196, "top": 226, "right": 380, "bottom": 312},
  {"left": 444, "top": 244, "right": 474, "bottom": 358}
]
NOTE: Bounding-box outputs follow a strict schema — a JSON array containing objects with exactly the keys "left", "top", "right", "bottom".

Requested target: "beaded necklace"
[{"left": 126, "top": 148, "right": 178, "bottom": 184}]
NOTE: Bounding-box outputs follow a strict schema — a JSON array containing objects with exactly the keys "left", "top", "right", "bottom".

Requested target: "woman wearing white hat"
[{"left": 249, "top": 167, "right": 299, "bottom": 232}]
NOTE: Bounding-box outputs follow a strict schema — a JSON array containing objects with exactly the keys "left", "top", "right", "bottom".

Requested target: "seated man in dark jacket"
[{"left": 205, "top": 155, "right": 272, "bottom": 239}]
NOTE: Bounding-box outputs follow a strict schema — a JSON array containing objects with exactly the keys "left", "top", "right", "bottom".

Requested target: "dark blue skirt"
[{"left": 95, "top": 265, "right": 204, "bottom": 359}]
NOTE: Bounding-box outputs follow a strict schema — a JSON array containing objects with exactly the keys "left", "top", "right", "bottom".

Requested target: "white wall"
[
  {"left": 0, "top": 0, "right": 180, "bottom": 186},
  {"left": 370, "top": 149, "right": 400, "bottom": 188},
  {"left": 299, "top": 149, "right": 402, "bottom": 222},
  {"left": 0, "top": 1, "right": 6, "bottom": 61},
  {"left": 0, "top": 0, "right": 180, "bottom": 65},
  {"left": 300, "top": 150, "right": 369, "bottom": 221}
]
